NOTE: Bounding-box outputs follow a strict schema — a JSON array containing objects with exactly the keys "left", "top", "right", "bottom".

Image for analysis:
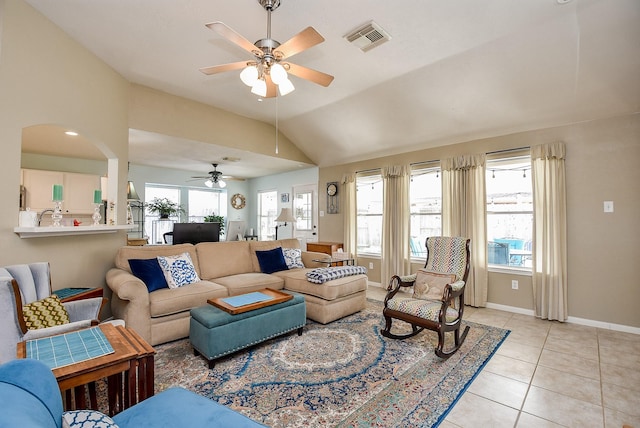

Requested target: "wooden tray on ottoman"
[{"left": 208, "top": 288, "right": 293, "bottom": 315}]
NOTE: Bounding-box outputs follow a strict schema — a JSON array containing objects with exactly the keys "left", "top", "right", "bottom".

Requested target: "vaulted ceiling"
[{"left": 24, "top": 0, "right": 640, "bottom": 178}]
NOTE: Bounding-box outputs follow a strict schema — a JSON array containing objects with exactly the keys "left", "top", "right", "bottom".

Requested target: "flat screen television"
[{"left": 172, "top": 222, "right": 220, "bottom": 245}]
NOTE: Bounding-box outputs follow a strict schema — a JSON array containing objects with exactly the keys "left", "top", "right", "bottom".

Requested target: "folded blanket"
[{"left": 306, "top": 266, "right": 367, "bottom": 284}]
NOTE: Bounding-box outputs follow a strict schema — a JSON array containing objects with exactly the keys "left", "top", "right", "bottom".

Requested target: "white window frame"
[
  {"left": 486, "top": 155, "right": 533, "bottom": 273},
  {"left": 257, "top": 190, "right": 277, "bottom": 240},
  {"left": 356, "top": 171, "right": 383, "bottom": 256},
  {"left": 410, "top": 163, "right": 442, "bottom": 260}
]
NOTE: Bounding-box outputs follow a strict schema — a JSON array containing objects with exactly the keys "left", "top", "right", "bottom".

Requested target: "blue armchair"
[
  {"left": 0, "top": 358, "right": 265, "bottom": 427},
  {"left": 0, "top": 262, "right": 104, "bottom": 363}
]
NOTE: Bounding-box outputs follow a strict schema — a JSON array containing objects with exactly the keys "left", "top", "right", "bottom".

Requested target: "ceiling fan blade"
[
  {"left": 199, "top": 61, "right": 249, "bottom": 75},
  {"left": 286, "top": 62, "right": 334, "bottom": 87},
  {"left": 190, "top": 175, "right": 211, "bottom": 179},
  {"left": 264, "top": 74, "right": 277, "bottom": 98},
  {"left": 205, "top": 21, "right": 262, "bottom": 57},
  {"left": 274, "top": 27, "right": 324, "bottom": 59},
  {"left": 223, "top": 176, "right": 246, "bottom": 181}
]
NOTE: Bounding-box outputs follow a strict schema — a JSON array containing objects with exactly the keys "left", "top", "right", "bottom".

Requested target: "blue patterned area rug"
[{"left": 154, "top": 301, "right": 509, "bottom": 427}]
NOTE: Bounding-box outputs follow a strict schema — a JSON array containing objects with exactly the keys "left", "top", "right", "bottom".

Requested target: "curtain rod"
[
  {"left": 355, "top": 148, "right": 528, "bottom": 174},
  {"left": 486, "top": 146, "right": 530, "bottom": 155}
]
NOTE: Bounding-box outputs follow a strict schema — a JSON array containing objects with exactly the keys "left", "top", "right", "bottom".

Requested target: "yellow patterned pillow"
[{"left": 23, "top": 295, "right": 70, "bottom": 329}]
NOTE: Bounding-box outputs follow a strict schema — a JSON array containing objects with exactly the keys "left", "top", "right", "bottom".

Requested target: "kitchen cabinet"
[{"left": 22, "top": 169, "right": 101, "bottom": 214}]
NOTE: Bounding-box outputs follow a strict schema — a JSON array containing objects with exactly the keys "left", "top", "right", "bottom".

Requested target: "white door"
[{"left": 292, "top": 184, "right": 318, "bottom": 249}]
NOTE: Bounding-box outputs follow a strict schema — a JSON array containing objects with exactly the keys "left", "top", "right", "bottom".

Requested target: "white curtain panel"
[
  {"left": 531, "top": 142, "right": 568, "bottom": 321},
  {"left": 442, "top": 154, "right": 488, "bottom": 307},
  {"left": 381, "top": 165, "right": 411, "bottom": 286},
  {"left": 341, "top": 173, "right": 357, "bottom": 259}
]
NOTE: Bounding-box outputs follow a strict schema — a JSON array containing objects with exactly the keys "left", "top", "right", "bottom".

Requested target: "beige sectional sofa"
[{"left": 106, "top": 238, "right": 368, "bottom": 346}]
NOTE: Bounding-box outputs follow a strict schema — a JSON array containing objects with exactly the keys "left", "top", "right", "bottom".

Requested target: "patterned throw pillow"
[
  {"left": 282, "top": 248, "right": 304, "bottom": 269},
  {"left": 157, "top": 252, "right": 200, "bottom": 289},
  {"left": 412, "top": 270, "right": 457, "bottom": 301},
  {"left": 22, "top": 295, "right": 70, "bottom": 330},
  {"left": 62, "top": 410, "right": 119, "bottom": 428}
]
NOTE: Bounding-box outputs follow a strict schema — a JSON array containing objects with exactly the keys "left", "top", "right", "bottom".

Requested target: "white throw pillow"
[
  {"left": 157, "top": 252, "right": 200, "bottom": 288},
  {"left": 62, "top": 410, "right": 119, "bottom": 428},
  {"left": 282, "top": 248, "right": 304, "bottom": 269}
]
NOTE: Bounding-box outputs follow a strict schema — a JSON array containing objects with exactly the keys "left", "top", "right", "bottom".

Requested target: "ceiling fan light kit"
[
  {"left": 200, "top": 0, "right": 333, "bottom": 98},
  {"left": 190, "top": 163, "right": 242, "bottom": 188}
]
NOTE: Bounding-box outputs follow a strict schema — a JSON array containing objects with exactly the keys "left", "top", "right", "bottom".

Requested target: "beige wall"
[
  {"left": 0, "top": 1, "right": 294, "bottom": 314},
  {"left": 129, "top": 84, "right": 312, "bottom": 164},
  {"left": 318, "top": 114, "right": 640, "bottom": 329},
  {"left": 0, "top": 0, "right": 130, "bottom": 300}
]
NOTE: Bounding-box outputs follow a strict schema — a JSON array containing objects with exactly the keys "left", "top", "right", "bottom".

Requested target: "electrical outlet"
[
  {"left": 369, "top": 262, "right": 374, "bottom": 269},
  {"left": 511, "top": 280, "right": 519, "bottom": 290}
]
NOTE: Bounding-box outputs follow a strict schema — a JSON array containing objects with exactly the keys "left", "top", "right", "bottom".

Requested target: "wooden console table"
[{"left": 307, "top": 241, "right": 343, "bottom": 256}]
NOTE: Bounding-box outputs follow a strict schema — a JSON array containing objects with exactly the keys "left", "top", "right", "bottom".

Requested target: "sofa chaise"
[{"left": 106, "top": 238, "right": 368, "bottom": 346}]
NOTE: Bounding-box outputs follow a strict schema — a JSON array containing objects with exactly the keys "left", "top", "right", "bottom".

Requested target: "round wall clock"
[{"left": 231, "top": 193, "right": 246, "bottom": 209}]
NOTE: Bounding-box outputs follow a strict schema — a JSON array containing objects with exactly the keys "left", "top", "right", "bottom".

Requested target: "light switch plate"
[{"left": 604, "top": 201, "right": 614, "bottom": 213}]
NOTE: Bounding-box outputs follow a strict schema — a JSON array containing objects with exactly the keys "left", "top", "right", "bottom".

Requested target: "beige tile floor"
[{"left": 366, "top": 285, "right": 640, "bottom": 428}]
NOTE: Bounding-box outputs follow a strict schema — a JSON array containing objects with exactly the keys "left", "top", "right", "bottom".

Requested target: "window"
[
  {"left": 410, "top": 164, "right": 442, "bottom": 258},
  {"left": 486, "top": 156, "right": 533, "bottom": 269},
  {"left": 144, "top": 185, "right": 227, "bottom": 244},
  {"left": 144, "top": 185, "right": 180, "bottom": 244},
  {"left": 187, "top": 189, "right": 227, "bottom": 223},
  {"left": 356, "top": 172, "right": 383, "bottom": 255},
  {"left": 294, "top": 190, "right": 313, "bottom": 231},
  {"left": 257, "top": 190, "right": 277, "bottom": 240}
]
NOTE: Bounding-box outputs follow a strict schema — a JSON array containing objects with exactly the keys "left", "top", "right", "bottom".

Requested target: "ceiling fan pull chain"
[{"left": 275, "top": 94, "right": 279, "bottom": 154}]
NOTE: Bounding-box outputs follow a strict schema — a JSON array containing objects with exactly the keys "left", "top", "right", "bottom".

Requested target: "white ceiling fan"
[
  {"left": 199, "top": 0, "right": 334, "bottom": 97},
  {"left": 189, "top": 163, "right": 244, "bottom": 189}
]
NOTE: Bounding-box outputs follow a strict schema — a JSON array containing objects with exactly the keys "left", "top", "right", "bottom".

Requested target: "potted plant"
[
  {"left": 204, "top": 214, "right": 225, "bottom": 236},
  {"left": 147, "top": 197, "right": 184, "bottom": 219}
]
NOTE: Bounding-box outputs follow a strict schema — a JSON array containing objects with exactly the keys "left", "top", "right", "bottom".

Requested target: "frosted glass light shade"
[
  {"left": 270, "top": 63, "right": 287, "bottom": 84},
  {"left": 240, "top": 66, "right": 259, "bottom": 86},
  {"left": 251, "top": 78, "right": 267, "bottom": 97},
  {"left": 278, "top": 78, "right": 295, "bottom": 96},
  {"left": 205, "top": 178, "right": 226, "bottom": 189}
]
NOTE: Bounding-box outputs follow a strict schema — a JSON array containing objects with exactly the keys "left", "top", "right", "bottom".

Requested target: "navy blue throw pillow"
[
  {"left": 128, "top": 258, "right": 169, "bottom": 292},
  {"left": 255, "top": 247, "right": 289, "bottom": 274}
]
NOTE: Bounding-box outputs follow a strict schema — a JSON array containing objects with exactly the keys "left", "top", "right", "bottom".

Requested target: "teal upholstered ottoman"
[{"left": 190, "top": 291, "right": 306, "bottom": 368}]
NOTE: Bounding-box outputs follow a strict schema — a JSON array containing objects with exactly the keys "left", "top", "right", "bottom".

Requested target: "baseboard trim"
[{"left": 486, "top": 302, "right": 640, "bottom": 335}]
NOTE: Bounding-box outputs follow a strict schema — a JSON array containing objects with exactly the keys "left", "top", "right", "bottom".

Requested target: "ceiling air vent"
[{"left": 344, "top": 21, "right": 391, "bottom": 52}]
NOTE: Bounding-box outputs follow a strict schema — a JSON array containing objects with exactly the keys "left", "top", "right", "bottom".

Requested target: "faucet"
[{"left": 38, "top": 209, "right": 54, "bottom": 226}]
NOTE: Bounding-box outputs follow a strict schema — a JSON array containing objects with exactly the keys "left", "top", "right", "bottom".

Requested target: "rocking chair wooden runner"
[{"left": 382, "top": 236, "right": 471, "bottom": 358}]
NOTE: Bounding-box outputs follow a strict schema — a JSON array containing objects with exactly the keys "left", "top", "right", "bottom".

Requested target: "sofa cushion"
[
  {"left": 195, "top": 241, "right": 254, "bottom": 280},
  {"left": 115, "top": 244, "right": 200, "bottom": 275},
  {"left": 112, "top": 387, "right": 265, "bottom": 427},
  {"left": 157, "top": 253, "right": 200, "bottom": 288},
  {"left": 128, "top": 258, "right": 168, "bottom": 292},
  {"left": 274, "top": 269, "right": 368, "bottom": 301},
  {"left": 255, "top": 247, "right": 289, "bottom": 274},
  {"left": 23, "top": 295, "right": 70, "bottom": 329},
  {"left": 212, "top": 273, "right": 284, "bottom": 296},
  {"left": 148, "top": 280, "right": 227, "bottom": 318}
]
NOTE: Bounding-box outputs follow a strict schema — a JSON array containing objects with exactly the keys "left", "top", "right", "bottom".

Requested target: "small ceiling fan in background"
[
  {"left": 189, "top": 163, "right": 244, "bottom": 188},
  {"left": 199, "top": 0, "right": 334, "bottom": 97}
]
